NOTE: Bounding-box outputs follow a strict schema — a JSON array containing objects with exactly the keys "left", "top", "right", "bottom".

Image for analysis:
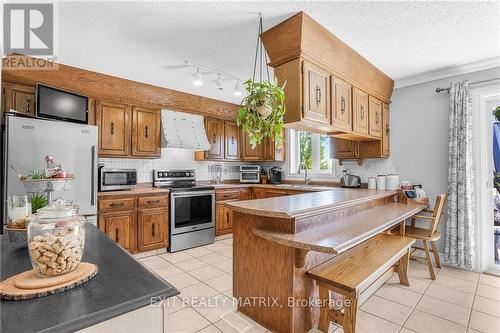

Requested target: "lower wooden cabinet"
[
  {"left": 137, "top": 208, "right": 168, "bottom": 252},
  {"left": 99, "top": 211, "right": 136, "bottom": 252},
  {"left": 98, "top": 193, "right": 168, "bottom": 253},
  {"left": 216, "top": 201, "right": 235, "bottom": 236}
]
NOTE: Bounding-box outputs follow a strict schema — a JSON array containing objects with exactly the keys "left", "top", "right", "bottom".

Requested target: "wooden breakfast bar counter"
[{"left": 226, "top": 189, "right": 425, "bottom": 333}]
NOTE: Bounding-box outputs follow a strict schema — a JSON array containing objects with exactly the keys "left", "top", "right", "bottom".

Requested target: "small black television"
[{"left": 36, "top": 84, "right": 88, "bottom": 124}]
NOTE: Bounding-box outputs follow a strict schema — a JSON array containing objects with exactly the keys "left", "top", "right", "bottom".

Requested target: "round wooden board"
[{"left": 0, "top": 262, "right": 98, "bottom": 301}]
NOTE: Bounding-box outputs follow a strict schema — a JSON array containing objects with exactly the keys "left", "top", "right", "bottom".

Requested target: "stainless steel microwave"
[{"left": 98, "top": 167, "right": 137, "bottom": 191}]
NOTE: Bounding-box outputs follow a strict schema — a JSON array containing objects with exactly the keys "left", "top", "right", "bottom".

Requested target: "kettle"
[{"left": 340, "top": 169, "right": 361, "bottom": 188}]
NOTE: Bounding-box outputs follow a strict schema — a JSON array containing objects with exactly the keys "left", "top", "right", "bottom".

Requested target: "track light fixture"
[{"left": 184, "top": 60, "right": 244, "bottom": 96}]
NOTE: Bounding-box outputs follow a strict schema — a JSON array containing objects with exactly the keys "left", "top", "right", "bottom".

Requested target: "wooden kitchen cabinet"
[
  {"left": 238, "top": 188, "right": 254, "bottom": 201},
  {"left": 263, "top": 135, "right": 285, "bottom": 161},
  {"left": 137, "top": 208, "right": 168, "bottom": 252},
  {"left": 98, "top": 193, "right": 169, "bottom": 253},
  {"left": 331, "top": 138, "right": 359, "bottom": 159},
  {"left": 216, "top": 201, "right": 236, "bottom": 236},
  {"left": 2, "top": 83, "right": 36, "bottom": 121},
  {"left": 331, "top": 76, "right": 352, "bottom": 132},
  {"left": 382, "top": 102, "right": 390, "bottom": 156},
  {"left": 303, "top": 60, "right": 331, "bottom": 125},
  {"left": 96, "top": 100, "right": 131, "bottom": 157},
  {"left": 224, "top": 120, "right": 240, "bottom": 160},
  {"left": 368, "top": 96, "right": 383, "bottom": 138},
  {"left": 131, "top": 107, "right": 161, "bottom": 158},
  {"left": 241, "top": 131, "right": 264, "bottom": 161},
  {"left": 205, "top": 117, "right": 225, "bottom": 159},
  {"left": 99, "top": 211, "right": 136, "bottom": 252},
  {"left": 352, "top": 87, "right": 369, "bottom": 135}
]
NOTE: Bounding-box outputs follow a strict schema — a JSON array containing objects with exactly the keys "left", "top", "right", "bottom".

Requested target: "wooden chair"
[{"left": 406, "top": 193, "right": 448, "bottom": 280}]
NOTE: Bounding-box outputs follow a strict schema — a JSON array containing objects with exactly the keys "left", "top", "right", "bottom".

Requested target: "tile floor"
[{"left": 137, "top": 235, "right": 500, "bottom": 333}]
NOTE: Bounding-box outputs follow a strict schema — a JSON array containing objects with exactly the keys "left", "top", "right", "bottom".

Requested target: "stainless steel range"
[{"left": 153, "top": 169, "right": 215, "bottom": 252}]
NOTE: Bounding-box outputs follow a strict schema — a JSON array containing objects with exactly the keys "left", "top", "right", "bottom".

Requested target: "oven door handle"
[{"left": 171, "top": 191, "right": 215, "bottom": 198}]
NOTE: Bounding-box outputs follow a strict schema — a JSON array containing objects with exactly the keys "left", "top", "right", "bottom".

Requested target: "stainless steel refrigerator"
[{"left": 2, "top": 114, "right": 98, "bottom": 227}]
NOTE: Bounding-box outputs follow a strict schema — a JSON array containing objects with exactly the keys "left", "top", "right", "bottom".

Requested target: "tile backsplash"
[
  {"left": 98, "top": 148, "right": 283, "bottom": 183},
  {"left": 335, "top": 158, "right": 396, "bottom": 182}
]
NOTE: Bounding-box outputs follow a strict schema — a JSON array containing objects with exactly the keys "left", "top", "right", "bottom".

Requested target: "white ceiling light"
[
  {"left": 193, "top": 67, "right": 203, "bottom": 86},
  {"left": 215, "top": 74, "right": 223, "bottom": 90},
  {"left": 233, "top": 81, "right": 242, "bottom": 96}
]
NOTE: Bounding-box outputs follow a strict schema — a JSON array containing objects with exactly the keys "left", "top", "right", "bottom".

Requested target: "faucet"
[{"left": 301, "top": 161, "right": 312, "bottom": 186}]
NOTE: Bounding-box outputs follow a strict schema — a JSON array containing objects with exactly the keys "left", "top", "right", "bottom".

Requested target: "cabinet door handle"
[
  {"left": 26, "top": 97, "right": 31, "bottom": 113},
  {"left": 386, "top": 127, "right": 390, "bottom": 135},
  {"left": 375, "top": 112, "right": 380, "bottom": 124},
  {"left": 341, "top": 96, "right": 346, "bottom": 114},
  {"left": 152, "top": 223, "right": 155, "bottom": 237},
  {"left": 213, "top": 133, "right": 216, "bottom": 144},
  {"left": 115, "top": 228, "right": 120, "bottom": 243},
  {"left": 360, "top": 105, "right": 364, "bottom": 119},
  {"left": 231, "top": 136, "right": 235, "bottom": 145},
  {"left": 226, "top": 211, "right": 230, "bottom": 223},
  {"left": 315, "top": 85, "right": 321, "bottom": 106},
  {"left": 145, "top": 125, "right": 148, "bottom": 138},
  {"left": 146, "top": 199, "right": 160, "bottom": 204},
  {"left": 111, "top": 122, "right": 115, "bottom": 135}
]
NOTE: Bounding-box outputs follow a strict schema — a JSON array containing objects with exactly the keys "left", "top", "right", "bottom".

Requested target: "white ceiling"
[{"left": 57, "top": 1, "right": 500, "bottom": 104}]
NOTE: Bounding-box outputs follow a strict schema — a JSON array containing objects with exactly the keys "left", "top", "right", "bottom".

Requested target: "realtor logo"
[{"left": 3, "top": 3, "right": 54, "bottom": 55}]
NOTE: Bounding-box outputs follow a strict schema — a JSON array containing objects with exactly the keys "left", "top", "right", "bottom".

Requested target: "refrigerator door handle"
[{"left": 91, "top": 145, "right": 97, "bottom": 206}]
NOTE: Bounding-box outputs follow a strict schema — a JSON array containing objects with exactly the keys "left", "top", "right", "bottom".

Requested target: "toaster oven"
[{"left": 240, "top": 165, "right": 261, "bottom": 184}]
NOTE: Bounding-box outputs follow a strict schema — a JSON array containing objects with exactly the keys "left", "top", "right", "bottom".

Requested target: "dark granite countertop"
[{"left": 1, "top": 225, "right": 178, "bottom": 333}]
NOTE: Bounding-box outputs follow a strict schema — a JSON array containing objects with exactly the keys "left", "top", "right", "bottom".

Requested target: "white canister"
[
  {"left": 376, "top": 175, "right": 386, "bottom": 190},
  {"left": 368, "top": 177, "right": 377, "bottom": 190},
  {"left": 386, "top": 174, "right": 400, "bottom": 191}
]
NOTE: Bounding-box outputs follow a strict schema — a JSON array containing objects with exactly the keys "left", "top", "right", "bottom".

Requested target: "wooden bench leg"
[
  {"left": 423, "top": 240, "right": 436, "bottom": 280},
  {"left": 397, "top": 248, "right": 410, "bottom": 286},
  {"left": 431, "top": 241, "right": 441, "bottom": 268},
  {"left": 318, "top": 286, "right": 331, "bottom": 333},
  {"left": 343, "top": 295, "right": 358, "bottom": 333}
]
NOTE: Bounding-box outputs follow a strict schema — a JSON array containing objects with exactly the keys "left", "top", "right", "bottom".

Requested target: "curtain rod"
[{"left": 435, "top": 78, "right": 500, "bottom": 93}]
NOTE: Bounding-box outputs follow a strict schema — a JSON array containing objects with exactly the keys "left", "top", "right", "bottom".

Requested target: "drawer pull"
[
  {"left": 152, "top": 223, "right": 155, "bottom": 237},
  {"left": 341, "top": 96, "right": 346, "bottom": 114},
  {"left": 146, "top": 199, "right": 160, "bottom": 204},
  {"left": 110, "top": 202, "right": 125, "bottom": 208},
  {"left": 115, "top": 228, "right": 120, "bottom": 243}
]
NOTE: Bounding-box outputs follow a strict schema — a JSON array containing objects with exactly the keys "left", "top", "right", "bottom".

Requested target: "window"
[{"left": 288, "top": 129, "right": 335, "bottom": 175}]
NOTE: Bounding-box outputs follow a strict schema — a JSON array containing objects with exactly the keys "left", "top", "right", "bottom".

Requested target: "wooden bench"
[{"left": 306, "top": 233, "right": 415, "bottom": 333}]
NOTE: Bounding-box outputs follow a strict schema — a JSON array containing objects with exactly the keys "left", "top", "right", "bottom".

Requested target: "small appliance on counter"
[
  {"left": 268, "top": 167, "right": 283, "bottom": 184},
  {"left": 340, "top": 170, "right": 361, "bottom": 188},
  {"left": 209, "top": 164, "right": 223, "bottom": 184},
  {"left": 240, "top": 165, "right": 261, "bottom": 183},
  {"left": 98, "top": 166, "right": 137, "bottom": 192}
]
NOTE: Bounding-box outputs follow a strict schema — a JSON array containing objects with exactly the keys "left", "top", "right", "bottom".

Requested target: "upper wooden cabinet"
[
  {"left": 352, "top": 87, "right": 369, "bottom": 135},
  {"left": 331, "top": 138, "right": 359, "bottom": 160},
  {"left": 382, "top": 102, "right": 390, "bottom": 156},
  {"left": 224, "top": 121, "right": 240, "bottom": 160},
  {"left": 96, "top": 100, "right": 131, "bottom": 157},
  {"left": 241, "top": 131, "right": 264, "bottom": 161},
  {"left": 368, "top": 96, "right": 383, "bottom": 138},
  {"left": 131, "top": 107, "right": 161, "bottom": 158},
  {"left": 2, "top": 83, "right": 36, "bottom": 122},
  {"left": 205, "top": 118, "right": 225, "bottom": 160},
  {"left": 263, "top": 134, "right": 285, "bottom": 162},
  {"left": 331, "top": 77, "right": 352, "bottom": 132},
  {"left": 303, "top": 60, "right": 331, "bottom": 125},
  {"left": 96, "top": 100, "right": 160, "bottom": 158}
]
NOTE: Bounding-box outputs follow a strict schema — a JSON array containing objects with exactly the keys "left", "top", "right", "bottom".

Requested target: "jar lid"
[{"left": 37, "top": 199, "right": 78, "bottom": 219}]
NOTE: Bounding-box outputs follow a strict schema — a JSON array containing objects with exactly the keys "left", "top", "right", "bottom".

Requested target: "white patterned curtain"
[{"left": 445, "top": 81, "right": 475, "bottom": 268}]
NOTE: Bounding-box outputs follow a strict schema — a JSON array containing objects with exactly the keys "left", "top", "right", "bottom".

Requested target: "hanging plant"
[
  {"left": 236, "top": 13, "right": 286, "bottom": 149},
  {"left": 493, "top": 106, "right": 500, "bottom": 122},
  {"left": 237, "top": 79, "right": 286, "bottom": 148}
]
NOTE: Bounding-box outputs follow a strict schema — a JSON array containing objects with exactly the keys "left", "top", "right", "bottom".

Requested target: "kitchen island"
[
  {"left": 226, "top": 189, "right": 424, "bottom": 333},
  {"left": 1, "top": 225, "right": 178, "bottom": 333}
]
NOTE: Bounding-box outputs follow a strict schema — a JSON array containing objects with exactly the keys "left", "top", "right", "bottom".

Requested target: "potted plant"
[
  {"left": 236, "top": 79, "right": 286, "bottom": 148},
  {"left": 493, "top": 106, "right": 500, "bottom": 122}
]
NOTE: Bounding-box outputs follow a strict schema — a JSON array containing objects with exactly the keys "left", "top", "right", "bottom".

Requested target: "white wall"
[{"left": 391, "top": 66, "right": 500, "bottom": 253}]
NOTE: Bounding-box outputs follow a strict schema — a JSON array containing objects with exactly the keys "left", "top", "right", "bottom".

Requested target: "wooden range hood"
[{"left": 261, "top": 12, "right": 394, "bottom": 142}]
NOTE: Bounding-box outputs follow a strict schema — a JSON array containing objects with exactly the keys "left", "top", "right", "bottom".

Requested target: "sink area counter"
[{"left": 226, "top": 188, "right": 396, "bottom": 219}]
